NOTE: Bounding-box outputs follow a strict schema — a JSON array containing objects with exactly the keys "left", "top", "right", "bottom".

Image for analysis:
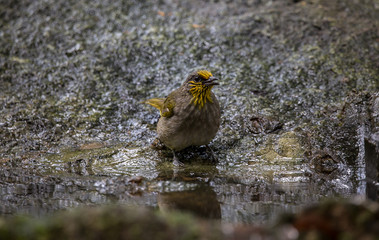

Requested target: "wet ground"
[{"left": 0, "top": 0, "right": 378, "bottom": 226}]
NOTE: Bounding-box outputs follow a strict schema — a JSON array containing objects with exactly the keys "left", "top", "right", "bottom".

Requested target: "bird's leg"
[
  {"left": 172, "top": 151, "right": 184, "bottom": 167},
  {"left": 206, "top": 145, "right": 218, "bottom": 163}
]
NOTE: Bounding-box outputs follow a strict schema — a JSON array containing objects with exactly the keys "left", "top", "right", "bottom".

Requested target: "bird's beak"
[{"left": 203, "top": 76, "right": 219, "bottom": 86}]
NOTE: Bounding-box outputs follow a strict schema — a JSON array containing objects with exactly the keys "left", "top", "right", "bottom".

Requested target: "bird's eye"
[{"left": 195, "top": 76, "right": 201, "bottom": 82}]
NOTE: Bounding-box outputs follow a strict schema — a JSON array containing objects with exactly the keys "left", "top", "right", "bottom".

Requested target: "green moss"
[
  {"left": 255, "top": 132, "right": 304, "bottom": 162},
  {"left": 277, "top": 132, "right": 304, "bottom": 159},
  {"left": 46, "top": 146, "right": 119, "bottom": 163}
]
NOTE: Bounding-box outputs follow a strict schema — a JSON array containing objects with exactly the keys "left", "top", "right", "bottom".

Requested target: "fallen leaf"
[
  {"left": 10, "top": 56, "right": 30, "bottom": 64},
  {"left": 192, "top": 24, "right": 205, "bottom": 29},
  {"left": 157, "top": 10, "right": 165, "bottom": 17},
  {"left": 80, "top": 142, "right": 104, "bottom": 150}
]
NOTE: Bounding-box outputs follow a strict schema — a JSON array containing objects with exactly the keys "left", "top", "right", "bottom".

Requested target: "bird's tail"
[{"left": 143, "top": 98, "right": 165, "bottom": 110}]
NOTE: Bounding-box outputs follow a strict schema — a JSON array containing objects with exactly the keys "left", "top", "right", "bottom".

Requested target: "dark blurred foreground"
[{"left": 0, "top": 199, "right": 378, "bottom": 240}]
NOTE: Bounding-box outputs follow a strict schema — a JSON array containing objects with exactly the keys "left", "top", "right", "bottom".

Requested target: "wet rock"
[
  {"left": 249, "top": 115, "right": 283, "bottom": 134},
  {"left": 364, "top": 136, "right": 379, "bottom": 201},
  {"left": 311, "top": 150, "right": 341, "bottom": 174},
  {"left": 0, "top": 0, "right": 378, "bottom": 226}
]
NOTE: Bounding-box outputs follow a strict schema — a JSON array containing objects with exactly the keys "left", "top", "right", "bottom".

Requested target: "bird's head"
[{"left": 184, "top": 70, "right": 219, "bottom": 108}]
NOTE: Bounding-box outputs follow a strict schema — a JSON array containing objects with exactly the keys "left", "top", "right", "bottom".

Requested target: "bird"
[{"left": 144, "top": 70, "right": 221, "bottom": 166}]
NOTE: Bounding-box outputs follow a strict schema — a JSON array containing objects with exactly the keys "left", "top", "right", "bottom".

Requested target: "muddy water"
[{"left": 0, "top": 140, "right": 369, "bottom": 224}]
